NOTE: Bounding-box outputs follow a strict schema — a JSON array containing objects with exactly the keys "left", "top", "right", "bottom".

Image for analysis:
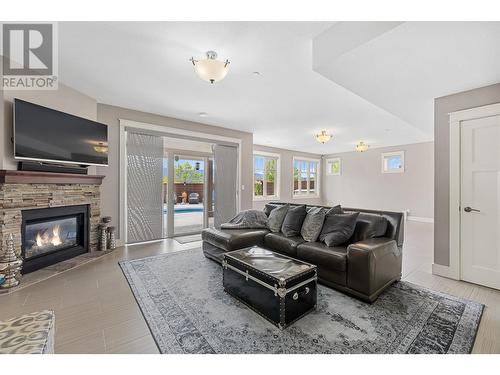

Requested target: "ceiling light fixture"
[
  {"left": 198, "top": 112, "right": 208, "bottom": 117},
  {"left": 315, "top": 130, "right": 332, "bottom": 144},
  {"left": 190, "top": 51, "right": 230, "bottom": 84},
  {"left": 355, "top": 141, "right": 369, "bottom": 152}
]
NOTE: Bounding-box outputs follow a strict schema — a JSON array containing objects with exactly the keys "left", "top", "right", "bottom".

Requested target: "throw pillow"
[
  {"left": 300, "top": 207, "right": 327, "bottom": 242},
  {"left": 319, "top": 212, "right": 360, "bottom": 247},
  {"left": 281, "top": 205, "right": 307, "bottom": 237},
  {"left": 350, "top": 213, "right": 388, "bottom": 243},
  {"left": 267, "top": 204, "right": 289, "bottom": 233},
  {"left": 263, "top": 203, "right": 280, "bottom": 217},
  {"left": 325, "top": 204, "right": 342, "bottom": 215}
]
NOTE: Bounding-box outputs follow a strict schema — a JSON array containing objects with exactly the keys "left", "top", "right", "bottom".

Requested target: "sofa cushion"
[
  {"left": 281, "top": 205, "right": 307, "bottom": 237},
  {"left": 319, "top": 212, "right": 360, "bottom": 247},
  {"left": 201, "top": 228, "right": 269, "bottom": 252},
  {"left": 349, "top": 213, "right": 388, "bottom": 243},
  {"left": 264, "top": 232, "right": 305, "bottom": 258},
  {"left": 300, "top": 207, "right": 327, "bottom": 242},
  {"left": 297, "top": 242, "right": 347, "bottom": 272},
  {"left": 267, "top": 204, "right": 289, "bottom": 232}
]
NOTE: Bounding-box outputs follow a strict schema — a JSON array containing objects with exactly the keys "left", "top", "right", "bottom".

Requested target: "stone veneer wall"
[{"left": 0, "top": 183, "right": 101, "bottom": 255}]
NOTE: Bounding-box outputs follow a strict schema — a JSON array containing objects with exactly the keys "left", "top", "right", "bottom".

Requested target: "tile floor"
[{"left": 0, "top": 221, "right": 498, "bottom": 353}]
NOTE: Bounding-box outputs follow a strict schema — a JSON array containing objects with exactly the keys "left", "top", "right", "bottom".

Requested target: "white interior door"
[{"left": 461, "top": 114, "right": 500, "bottom": 289}]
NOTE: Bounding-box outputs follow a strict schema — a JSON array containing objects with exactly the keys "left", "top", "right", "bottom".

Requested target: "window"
[
  {"left": 381, "top": 151, "right": 405, "bottom": 173},
  {"left": 326, "top": 157, "right": 341, "bottom": 176},
  {"left": 253, "top": 152, "right": 280, "bottom": 200},
  {"left": 293, "top": 157, "right": 320, "bottom": 197}
]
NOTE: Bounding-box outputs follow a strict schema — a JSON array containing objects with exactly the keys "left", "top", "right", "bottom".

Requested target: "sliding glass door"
[
  {"left": 125, "top": 128, "right": 237, "bottom": 243},
  {"left": 171, "top": 154, "right": 207, "bottom": 236}
]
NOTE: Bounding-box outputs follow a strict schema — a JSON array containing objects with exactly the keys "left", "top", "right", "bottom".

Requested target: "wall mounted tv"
[{"left": 14, "top": 99, "right": 108, "bottom": 166}]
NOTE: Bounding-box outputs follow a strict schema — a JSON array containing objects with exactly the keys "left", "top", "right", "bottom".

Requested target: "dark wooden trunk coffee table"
[{"left": 222, "top": 246, "right": 317, "bottom": 329}]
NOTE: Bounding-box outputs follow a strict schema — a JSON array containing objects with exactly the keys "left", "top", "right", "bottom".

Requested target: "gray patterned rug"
[{"left": 119, "top": 248, "right": 483, "bottom": 354}]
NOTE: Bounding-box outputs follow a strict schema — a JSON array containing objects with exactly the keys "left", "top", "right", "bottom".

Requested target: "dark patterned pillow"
[
  {"left": 267, "top": 204, "right": 289, "bottom": 233},
  {"left": 263, "top": 203, "right": 280, "bottom": 217},
  {"left": 319, "top": 212, "right": 359, "bottom": 247},
  {"left": 300, "top": 207, "right": 327, "bottom": 242},
  {"left": 281, "top": 205, "right": 307, "bottom": 237}
]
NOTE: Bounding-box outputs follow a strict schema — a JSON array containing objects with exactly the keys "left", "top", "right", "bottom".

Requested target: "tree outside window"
[
  {"left": 174, "top": 160, "right": 204, "bottom": 184},
  {"left": 293, "top": 158, "right": 319, "bottom": 196},
  {"left": 254, "top": 154, "right": 279, "bottom": 199}
]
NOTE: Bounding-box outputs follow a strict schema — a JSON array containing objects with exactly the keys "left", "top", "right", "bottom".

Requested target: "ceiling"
[{"left": 58, "top": 22, "right": 500, "bottom": 154}]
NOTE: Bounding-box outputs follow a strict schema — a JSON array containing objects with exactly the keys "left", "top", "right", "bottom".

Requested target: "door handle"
[{"left": 464, "top": 207, "right": 480, "bottom": 213}]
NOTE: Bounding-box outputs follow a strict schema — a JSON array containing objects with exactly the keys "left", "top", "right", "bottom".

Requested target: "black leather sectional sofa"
[{"left": 202, "top": 202, "right": 404, "bottom": 302}]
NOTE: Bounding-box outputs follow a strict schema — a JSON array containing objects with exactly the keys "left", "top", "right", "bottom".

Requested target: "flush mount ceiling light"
[
  {"left": 190, "top": 51, "right": 230, "bottom": 84},
  {"left": 355, "top": 141, "right": 369, "bottom": 152},
  {"left": 315, "top": 130, "right": 332, "bottom": 144}
]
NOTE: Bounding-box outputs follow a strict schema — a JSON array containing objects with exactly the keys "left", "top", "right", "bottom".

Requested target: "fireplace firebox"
[{"left": 21, "top": 205, "right": 89, "bottom": 274}]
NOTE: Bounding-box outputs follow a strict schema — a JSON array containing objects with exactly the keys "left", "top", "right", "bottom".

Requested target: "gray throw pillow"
[
  {"left": 325, "top": 204, "right": 342, "bottom": 215},
  {"left": 267, "top": 204, "right": 289, "bottom": 233},
  {"left": 281, "top": 205, "right": 307, "bottom": 237},
  {"left": 319, "top": 212, "right": 360, "bottom": 247},
  {"left": 300, "top": 207, "right": 326, "bottom": 242}
]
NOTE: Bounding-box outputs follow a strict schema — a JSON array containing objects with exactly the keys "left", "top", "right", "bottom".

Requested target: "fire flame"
[
  {"left": 52, "top": 224, "right": 62, "bottom": 246},
  {"left": 35, "top": 224, "right": 62, "bottom": 247}
]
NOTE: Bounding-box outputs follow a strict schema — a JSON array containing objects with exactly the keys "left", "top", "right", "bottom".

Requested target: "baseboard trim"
[
  {"left": 407, "top": 216, "right": 434, "bottom": 223},
  {"left": 432, "top": 263, "right": 459, "bottom": 280}
]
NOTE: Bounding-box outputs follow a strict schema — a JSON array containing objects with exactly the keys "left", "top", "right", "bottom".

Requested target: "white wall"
[
  {"left": 322, "top": 142, "right": 434, "bottom": 219},
  {"left": 252, "top": 145, "right": 323, "bottom": 210}
]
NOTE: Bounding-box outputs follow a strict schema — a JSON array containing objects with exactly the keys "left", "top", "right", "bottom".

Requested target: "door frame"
[
  {"left": 119, "top": 119, "right": 242, "bottom": 245},
  {"left": 446, "top": 102, "right": 500, "bottom": 280}
]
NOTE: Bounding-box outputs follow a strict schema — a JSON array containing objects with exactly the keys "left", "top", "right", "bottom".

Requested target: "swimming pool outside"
[{"left": 163, "top": 204, "right": 204, "bottom": 214}]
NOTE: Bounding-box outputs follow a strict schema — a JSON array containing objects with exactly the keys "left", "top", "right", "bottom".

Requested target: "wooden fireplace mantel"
[{"left": 0, "top": 170, "right": 105, "bottom": 185}]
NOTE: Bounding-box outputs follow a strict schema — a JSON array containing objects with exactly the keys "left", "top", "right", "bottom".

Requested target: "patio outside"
[{"left": 163, "top": 157, "right": 214, "bottom": 236}]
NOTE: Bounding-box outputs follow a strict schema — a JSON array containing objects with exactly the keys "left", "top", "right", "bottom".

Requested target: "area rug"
[
  {"left": 119, "top": 248, "right": 483, "bottom": 354},
  {"left": 174, "top": 234, "right": 202, "bottom": 244}
]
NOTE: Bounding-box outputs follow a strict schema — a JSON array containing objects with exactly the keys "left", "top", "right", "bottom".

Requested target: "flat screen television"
[{"left": 14, "top": 99, "right": 108, "bottom": 166}]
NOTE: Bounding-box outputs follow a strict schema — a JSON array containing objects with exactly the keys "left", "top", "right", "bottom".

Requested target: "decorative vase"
[
  {"left": 0, "top": 234, "right": 23, "bottom": 289},
  {"left": 107, "top": 226, "right": 116, "bottom": 250}
]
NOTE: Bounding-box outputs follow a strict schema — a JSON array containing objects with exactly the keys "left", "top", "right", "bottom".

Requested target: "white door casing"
[
  {"left": 441, "top": 102, "right": 500, "bottom": 287},
  {"left": 460, "top": 114, "right": 500, "bottom": 289}
]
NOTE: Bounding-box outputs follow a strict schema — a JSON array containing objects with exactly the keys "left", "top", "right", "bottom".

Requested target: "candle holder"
[
  {"left": 107, "top": 226, "right": 116, "bottom": 250},
  {"left": 0, "top": 234, "right": 23, "bottom": 289}
]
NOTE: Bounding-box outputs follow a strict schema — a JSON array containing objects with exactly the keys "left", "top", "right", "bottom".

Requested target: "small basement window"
[{"left": 381, "top": 151, "right": 404, "bottom": 173}]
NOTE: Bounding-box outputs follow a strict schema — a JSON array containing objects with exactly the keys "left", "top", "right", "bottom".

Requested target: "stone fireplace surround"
[{"left": 0, "top": 170, "right": 105, "bottom": 272}]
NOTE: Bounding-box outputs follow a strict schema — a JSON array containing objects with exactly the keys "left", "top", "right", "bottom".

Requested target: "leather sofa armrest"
[{"left": 347, "top": 238, "right": 402, "bottom": 298}]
